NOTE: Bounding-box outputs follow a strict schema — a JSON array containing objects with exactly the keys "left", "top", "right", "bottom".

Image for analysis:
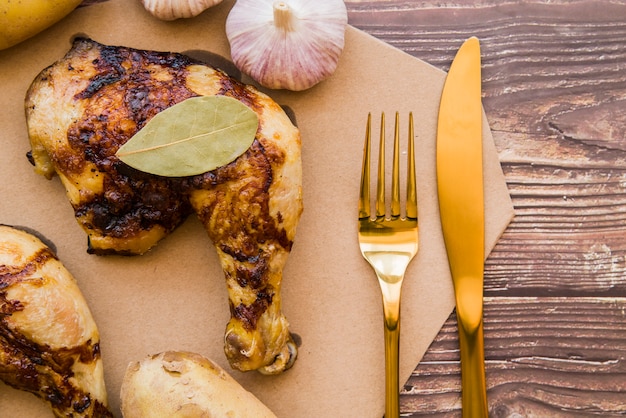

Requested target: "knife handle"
[{"left": 457, "top": 315, "right": 488, "bottom": 417}]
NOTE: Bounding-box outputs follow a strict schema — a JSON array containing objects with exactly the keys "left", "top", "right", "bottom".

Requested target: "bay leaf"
[{"left": 116, "top": 95, "right": 259, "bottom": 177}]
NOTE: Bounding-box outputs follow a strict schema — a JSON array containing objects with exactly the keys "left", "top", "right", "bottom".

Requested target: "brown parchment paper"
[{"left": 0, "top": 1, "right": 514, "bottom": 416}]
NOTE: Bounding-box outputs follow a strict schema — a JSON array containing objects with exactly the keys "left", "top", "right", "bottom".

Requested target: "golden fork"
[{"left": 358, "top": 112, "right": 419, "bottom": 418}]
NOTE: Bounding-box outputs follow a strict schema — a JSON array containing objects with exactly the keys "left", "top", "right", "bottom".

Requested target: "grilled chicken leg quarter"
[{"left": 25, "top": 38, "right": 303, "bottom": 374}]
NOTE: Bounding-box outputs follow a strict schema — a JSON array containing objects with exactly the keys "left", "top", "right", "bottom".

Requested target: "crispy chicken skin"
[
  {"left": 24, "top": 38, "right": 302, "bottom": 374},
  {"left": 0, "top": 225, "right": 112, "bottom": 417}
]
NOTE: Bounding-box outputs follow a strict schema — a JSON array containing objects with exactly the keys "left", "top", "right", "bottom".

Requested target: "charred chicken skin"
[
  {"left": 25, "top": 38, "right": 302, "bottom": 374},
  {"left": 0, "top": 225, "right": 113, "bottom": 417}
]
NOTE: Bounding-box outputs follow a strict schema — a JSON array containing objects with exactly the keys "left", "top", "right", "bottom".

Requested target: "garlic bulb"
[
  {"left": 141, "top": 0, "right": 223, "bottom": 20},
  {"left": 225, "top": 0, "right": 348, "bottom": 91}
]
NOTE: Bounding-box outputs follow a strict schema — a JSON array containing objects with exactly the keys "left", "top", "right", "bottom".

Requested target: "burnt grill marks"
[
  {"left": 0, "top": 294, "right": 23, "bottom": 316},
  {"left": 234, "top": 258, "right": 268, "bottom": 289},
  {"left": 74, "top": 38, "right": 199, "bottom": 100},
  {"left": 74, "top": 171, "right": 193, "bottom": 240},
  {"left": 76, "top": 73, "right": 121, "bottom": 100},
  {"left": 0, "top": 247, "right": 56, "bottom": 290},
  {"left": 231, "top": 291, "right": 273, "bottom": 331}
]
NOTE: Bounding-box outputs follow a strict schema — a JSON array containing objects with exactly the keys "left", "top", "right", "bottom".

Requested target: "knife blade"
[{"left": 436, "top": 37, "right": 488, "bottom": 417}]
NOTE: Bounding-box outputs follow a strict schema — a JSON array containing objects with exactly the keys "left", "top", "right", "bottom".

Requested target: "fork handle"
[
  {"left": 458, "top": 315, "right": 488, "bottom": 418},
  {"left": 383, "top": 319, "right": 400, "bottom": 418},
  {"left": 380, "top": 278, "right": 403, "bottom": 418}
]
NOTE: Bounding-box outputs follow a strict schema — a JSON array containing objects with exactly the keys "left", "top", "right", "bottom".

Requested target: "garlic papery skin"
[
  {"left": 141, "top": 0, "right": 223, "bottom": 20},
  {"left": 225, "top": 0, "right": 348, "bottom": 91}
]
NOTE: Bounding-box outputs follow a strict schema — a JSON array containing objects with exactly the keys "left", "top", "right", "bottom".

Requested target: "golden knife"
[{"left": 436, "top": 37, "right": 488, "bottom": 417}]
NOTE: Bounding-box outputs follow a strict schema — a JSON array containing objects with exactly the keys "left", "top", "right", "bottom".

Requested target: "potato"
[{"left": 120, "top": 351, "right": 277, "bottom": 418}]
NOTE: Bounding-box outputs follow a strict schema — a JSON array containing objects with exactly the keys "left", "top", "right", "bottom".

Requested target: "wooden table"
[{"left": 344, "top": 0, "right": 626, "bottom": 416}]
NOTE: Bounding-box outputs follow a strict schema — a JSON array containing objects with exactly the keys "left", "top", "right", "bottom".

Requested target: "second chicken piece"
[{"left": 0, "top": 224, "right": 113, "bottom": 417}]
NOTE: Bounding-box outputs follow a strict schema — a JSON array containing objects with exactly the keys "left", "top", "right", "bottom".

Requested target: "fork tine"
[
  {"left": 376, "top": 113, "right": 386, "bottom": 218},
  {"left": 406, "top": 112, "right": 418, "bottom": 219},
  {"left": 358, "top": 113, "right": 372, "bottom": 220},
  {"left": 391, "top": 112, "right": 401, "bottom": 218}
]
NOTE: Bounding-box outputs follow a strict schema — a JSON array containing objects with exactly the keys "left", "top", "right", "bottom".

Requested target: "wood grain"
[
  {"left": 345, "top": 0, "right": 626, "bottom": 415},
  {"left": 403, "top": 298, "right": 626, "bottom": 416}
]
